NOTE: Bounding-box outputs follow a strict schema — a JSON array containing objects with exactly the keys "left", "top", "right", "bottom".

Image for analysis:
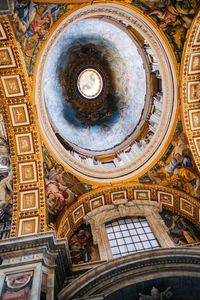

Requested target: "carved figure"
[
  {"left": 0, "top": 172, "right": 12, "bottom": 209},
  {"left": 139, "top": 286, "right": 173, "bottom": 300}
]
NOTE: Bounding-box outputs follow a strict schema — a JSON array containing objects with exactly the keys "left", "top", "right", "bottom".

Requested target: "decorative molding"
[
  {"left": 181, "top": 13, "right": 200, "bottom": 174},
  {"left": 20, "top": 189, "right": 39, "bottom": 211},
  {"left": 58, "top": 246, "right": 200, "bottom": 300},
  {"left": 158, "top": 191, "right": 173, "bottom": 207},
  {"left": 0, "top": 17, "right": 45, "bottom": 237},
  {"left": 90, "top": 195, "right": 105, "bottom": 211},
  {"left": 35, "top": 3, "right": 177, "bottom": 182},
  {"left": 57, "top": 184, "right": 200, "bottom": 240},
  {"left": 18, "top": 216, "right": 39, "bottom": 236}
]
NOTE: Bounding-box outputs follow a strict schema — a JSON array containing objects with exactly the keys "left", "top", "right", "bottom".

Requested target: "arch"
[
  {"left": 58, "top": 246, "right": 200, "bottom": 299},
  {"left": 57, "top": 184, "right": 200, "bottom": 239}
]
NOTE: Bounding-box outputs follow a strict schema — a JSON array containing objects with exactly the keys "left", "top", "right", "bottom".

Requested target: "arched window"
[{"left": 106, "top": 217, "right": 160, "bottom": 258}]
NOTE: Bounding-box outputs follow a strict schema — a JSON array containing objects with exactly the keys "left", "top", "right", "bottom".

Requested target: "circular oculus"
[{"left": 75, "top": 67, "right": 105, "bottom": 101}]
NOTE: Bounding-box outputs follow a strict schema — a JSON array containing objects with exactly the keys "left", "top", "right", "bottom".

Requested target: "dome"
[
  {"left": 35, "top": 4, "right": 177, "bottom": 181},
  {"left": 44, "top": 18, "right": 148, "bottom": 153}
]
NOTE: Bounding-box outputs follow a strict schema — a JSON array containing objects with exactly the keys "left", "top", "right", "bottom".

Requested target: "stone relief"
[{"left": 0, "top": 113, "right": 12, "bottom": 240}]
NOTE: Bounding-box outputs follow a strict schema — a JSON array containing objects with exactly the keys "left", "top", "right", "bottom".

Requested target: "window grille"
[{"left": 106, "top": 217, "right": 160, "bottom": 258}]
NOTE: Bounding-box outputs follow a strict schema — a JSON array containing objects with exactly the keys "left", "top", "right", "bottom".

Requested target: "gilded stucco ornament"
[{"left": 35, "top": 3, "right": 178, "bottom": 181}]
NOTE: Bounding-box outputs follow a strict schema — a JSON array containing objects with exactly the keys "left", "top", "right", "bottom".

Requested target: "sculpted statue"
[{"left": 139, "top": 286, "right": 173, "bottom": 300}]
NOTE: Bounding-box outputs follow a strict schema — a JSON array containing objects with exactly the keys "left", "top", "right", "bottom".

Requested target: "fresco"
[
  {"left": 132, "top": 0, "right": 199, "bottom": 62},
  {"left": 69, "top": 224, "right": 100, "bottom": 264},
  {"left": 43, "top": 146, "right": 92, "bottom": 226},
  {"left": 1, "top": 271, "right": 33, "bottom": 300},
  {"left": 160, "top": 210, "right": 200, "bottom": 245},
  {"left": 44, "top": 18, "right": 146, "bottom": 151},
  {"left": 139, "top": 121, "right": 200, "bottom": 198},
  {"left": 13, "top": 0, "right": 67, "bottom": 74},
  {"left": 13, "top": 1, "right": 200, "bottom": 75},
  {"left": 0, "top": 113, "right": 12, "bottom": 240}
]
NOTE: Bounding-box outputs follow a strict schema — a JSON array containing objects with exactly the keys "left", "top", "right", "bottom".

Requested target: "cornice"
[{"left": 58, "top": 245, "right": 200, "bottom": 299}]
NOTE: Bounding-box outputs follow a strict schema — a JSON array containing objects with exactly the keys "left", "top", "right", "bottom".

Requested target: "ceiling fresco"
[
  {"left": 131, "top": 0, "right": 199, "bottom": 62},
  {"left": 139, "top": 121, "right": 200, "bottom": 199},
  {"left": 160, "top": 209, "right": 200, "bottom": 245},
  {"left": 13, "top": 1, "right": 67, "bottom": 74},
  {"left": 44, "top": 18, "right": 146, "bottom": 151},
  {"left": 0, "top": 0, "right": 199, "bottom": 239},
  {"left": 12, "top": 0, "right": 200, "bottom": 76},
  {"left": 43, "top": 145, "right": 92, "bottom": 227}
]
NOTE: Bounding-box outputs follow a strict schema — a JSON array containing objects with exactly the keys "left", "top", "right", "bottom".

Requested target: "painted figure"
[
  {"left": 69, "top": 226, "right": 93, "bottom": 264},
  {"left": 43, "top": 147, "right": 88, "bottom": 225},
  {"left": 14, "top": 0, "right": 60, "bottom": 52},
  {"left": 145, "top": 0, "right": 197, "bottom": 32},
  {"left": 161, "top": 211, "right": 200, "bottom": 245},
  {"left": 144, "top": 131, "right": 200, "bottom": 198}
]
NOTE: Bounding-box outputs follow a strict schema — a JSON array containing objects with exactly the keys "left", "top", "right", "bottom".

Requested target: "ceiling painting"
[
  {"left": 0, "top": 1, "right": 200, "bottom": 240},
  {"left": 139, "top": 120, "right": 200, "bottom": 199},
  {"left": 13, "top": 1, "right": 67, "bottom": 74},
  {"left": 44, "top": 18, "right": 146, "bottom": 151},
  {"left": 160, "top": 210, "right": 200, "bottom": 245},
  {"left": 69, "top": 223, "right": 100, "bottom": 264},
  {"left": 43, "top": 145, "right": 92, "bottom": 227},
  {"left": 131, "top": 0, "right": 199, "bottom": 62},
  {"left": 35, "top": 3, "right": 178, "bottom": 181}
]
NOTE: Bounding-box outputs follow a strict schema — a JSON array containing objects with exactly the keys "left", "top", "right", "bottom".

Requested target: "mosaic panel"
[
  {"left": 194, "top": 137, "right": 200, "bottom": 156},
  {"left": 62, "top": 217, "right": 70, "bottom": 236},
  {"left": 158, "top": 191, "right": 173, "bottom": 207},
  {"left": 69, "top": 224, "right": 100, "bottom": 264},
  {"left": 133, "top": 190, "right": 150, "bottom": 200},
  {"left": 180, "top": 198, "right": 194, "bottom": 217},
  {"left": 0, "top": 23, "right": 7, "bottom": 40},
  {"left": 160, "top": 210, "right": 200, "bottom": 246},
  {"left": 187, "top": 81, "right": 200, "bottom": 103},
  {"left": 72, "top": 204, "right": 85, "bottom": 224},
  {"left": 111, "top": 190, "right": 127, "bottom": 203},
  {"left": 189, "top": 109, "right": 200, "bottom": 130},
  {"left": 194, "top": 25, "right": 200, "bottom": 45},
  {"left": 189, "top": 53, "right": 200, "bottom": 74}
]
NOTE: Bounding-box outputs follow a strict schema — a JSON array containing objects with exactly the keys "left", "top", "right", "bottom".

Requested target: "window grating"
[{"left": 106, "top": 217, "right": 160, "bottom": 258}]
